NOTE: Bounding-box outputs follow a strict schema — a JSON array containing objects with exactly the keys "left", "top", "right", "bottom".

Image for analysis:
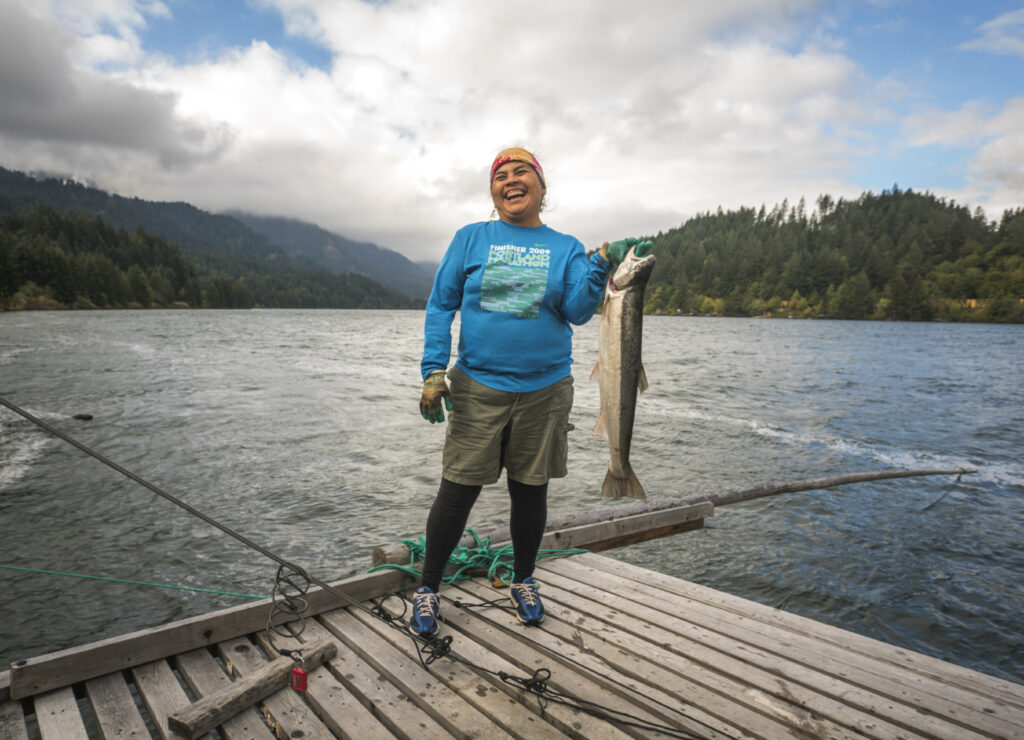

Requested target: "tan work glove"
[{"left": 419, "top": 370, "right": 452, "bottom": 423}]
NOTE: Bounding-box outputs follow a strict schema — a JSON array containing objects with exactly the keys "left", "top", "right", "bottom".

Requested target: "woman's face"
[{"left": 490, "top": 160, "right": 546, "bottom": 227}]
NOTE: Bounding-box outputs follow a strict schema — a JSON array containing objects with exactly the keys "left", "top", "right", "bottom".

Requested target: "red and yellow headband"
[{"left": 490, "top": 147, "right": 545, "bottom": 186}]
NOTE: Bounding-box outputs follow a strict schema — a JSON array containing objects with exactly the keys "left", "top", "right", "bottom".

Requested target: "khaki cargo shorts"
[{"left": 442, "top": 366, "right": 574, "bottom": 486}]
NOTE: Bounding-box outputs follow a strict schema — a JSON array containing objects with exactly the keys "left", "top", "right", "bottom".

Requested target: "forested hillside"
[
  {"left": 0, "top": 168, "right": 423, "bottom": 309},
  {"left": 645, "top": 188, "right": 1024, "bottom": 322},
  {"left": 231, "top": 212, "right": 434, "bottom": 300},
  {"left": 0, "top": 204, "right": 420, "bottom": 309}
]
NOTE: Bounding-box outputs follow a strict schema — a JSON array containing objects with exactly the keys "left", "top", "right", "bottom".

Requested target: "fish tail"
[{"left": 601, "top": 468, "right": 646, "bottom": 501}]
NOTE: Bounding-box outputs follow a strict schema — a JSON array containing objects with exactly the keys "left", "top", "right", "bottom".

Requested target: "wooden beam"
[
  {"left": 168, "top": 639, "right": 336, "bottom": 740},
  {"left": 7, "top": 568, "right": 404, "bottom": 701},
  {"left": 536, "top": 503, "right": 709, "bottom": 553}
]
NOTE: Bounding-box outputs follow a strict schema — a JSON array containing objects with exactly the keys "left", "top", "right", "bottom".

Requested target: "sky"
[{"left": 1, "top": 0, "right": 1023, "bottom": 263}]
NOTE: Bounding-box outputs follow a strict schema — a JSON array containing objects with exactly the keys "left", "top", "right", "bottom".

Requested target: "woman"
[{"left": 412, "top": 146, "right": 646, "bottom": 637}]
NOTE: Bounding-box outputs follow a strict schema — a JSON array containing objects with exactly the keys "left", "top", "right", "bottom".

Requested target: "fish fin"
[
  {"left": 589, "top": 361, "right": 600, "bottom": 382},
  {"left": 592, "top": 411, "right": 606, "bottom": 438},
  {"left": 601, "top": 468, "right": 646, "bottom": 501},
  {"left": 638, "top": 363, "right": 648, "bottom": 393}
]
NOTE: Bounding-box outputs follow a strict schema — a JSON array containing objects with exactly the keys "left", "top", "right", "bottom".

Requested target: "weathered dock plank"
[
  {"left": 131, "top": 659, "right": 201, "bottom": 740},
  {"left": 0, "top": 699, "right": 29, "bottom": 740},
  {"left": 84, "top": 671, "right": 151, "bottom": 739},
  {"left": 452, "top": 578, "right": 764, "bottom": 739},
  {"left": 33, "top": 686, "right": 89, "bottom": 740},
  {"left": 216, "top": 637, "right": 337, "bottom": 740},
  {"left": 309, "top": 611, "right": 518, "bottom": 739},
  {"left": 571, "top": 552, "right": 1024, "bottom": 723},
  {"left": 330, "top": 605, "right": 574, "bottom": 740},
  {"left": 254, "top": 622, "right": 414, "bottom": 739},
  {"left": 535, "top": 560, "right": 945, "bottom": 738},
  {"left": 550, "top": 554, "right": 1024, "bottom": 737},
  {"left": 174, "top": 646, "right": 277, "bottom": 739},
  {"left": 6, "top": 568, "right": 406, "bottom": 701},
  {"left": 446, "top": 578, "right": 751, "bottom": 740},
  {"left": 315, "top": 607, "right": 622, "bottom": 740},
  {"left": 5, "top": 552, "right": 1023, "bottom": 739}
]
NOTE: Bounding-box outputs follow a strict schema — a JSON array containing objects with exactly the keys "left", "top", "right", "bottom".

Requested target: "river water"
[{"left": 1, "top": 310, "right": 1021, "bottom": 685}]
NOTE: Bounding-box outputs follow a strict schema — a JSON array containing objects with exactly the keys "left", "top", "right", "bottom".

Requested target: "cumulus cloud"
[
  {"left": 0, "top": 1, "right": 229, "bottom": 170},
  {"left": 1, "top": 0, "right": 1020, "bottom": 261}
]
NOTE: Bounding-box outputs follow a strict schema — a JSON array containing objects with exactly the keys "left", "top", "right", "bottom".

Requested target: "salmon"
[{"left": 590, "top": 246, "right": 656, "bottom": 500}]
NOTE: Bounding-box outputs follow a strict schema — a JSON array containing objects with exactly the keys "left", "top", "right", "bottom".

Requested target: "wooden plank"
[
  {"left": 575, "top": 552, "right": 1024, "bottom": 709},
  {"left": 324, "top": 607, "right": 573, "bottom": 740},
  {"left": 548, "top": 554, "right": 1024, "bottom": 737},
  {"left": 537, "top": 503, "right": 708, "bottom": 552},
  {"left": 84, "top": 671, "right": 151, "bottom": 739},
  {"left": 294, "top": 614, "right": 509, "bottom": 739},
  {"left": 8, "top": 567, "right": 405, "bottom": 701},
  {"left": 173, "top": 646, "right": 283, "bottom": 739},
  {"left": 451, "top": 579, "right": 769, "bottom": 740},
  {"left": 131, "top": 660, "right": 196, "bottom": 740},
  {"left": 33, "top": 686, "right": 89, "bottom": 740},
  {"left": 0, "top": 672, "right": 10, "bottom": 704},
  {"left": 534, "top": 560, "right": 978, "bottom": 739},
  {"left": 0, "top": 699, "right": 29, "bottom": 740},
  {"left": 216, "top": 637, "right": 336, "bottom": 740},
  {"left": 397, "top": 588, "right": 659, "bottom": 740},
  {"left": 252, "top": 622, "right": 403, "bottom": 740}
]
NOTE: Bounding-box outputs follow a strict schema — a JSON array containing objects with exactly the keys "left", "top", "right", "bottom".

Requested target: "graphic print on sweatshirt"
[{"left": 480, "top": 243, "right": 551, "bottom": 318}]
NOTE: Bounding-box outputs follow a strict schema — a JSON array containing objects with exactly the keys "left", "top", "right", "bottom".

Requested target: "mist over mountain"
[
  {"left": 0, "top": 167, "right": 427, "bottom": 307},
  {"left": 230, "top": 212, "right": 433, "bottom": 300},
  {"left": 0, "top": 167, "right": 424, "bottom": 309}
]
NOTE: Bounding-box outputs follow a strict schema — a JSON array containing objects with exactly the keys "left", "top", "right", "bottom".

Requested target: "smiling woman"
[
  {"left": 406, "top": 146, "right": 648, "bottom": 638},
  {"left": 489, "top": 147, "right": 547, "bottom": 226}
]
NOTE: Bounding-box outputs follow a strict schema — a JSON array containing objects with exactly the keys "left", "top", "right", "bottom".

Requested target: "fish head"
[{"left": 607, "top": 246, "right": 656, "bottom": 294}]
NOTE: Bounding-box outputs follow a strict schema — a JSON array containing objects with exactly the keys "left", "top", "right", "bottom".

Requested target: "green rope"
[
  {"left": 367, "top": 527, "right": 589, "bottom": 587},
  {"left": 0, "top": 564, "right": 264, "bottom": 600}
]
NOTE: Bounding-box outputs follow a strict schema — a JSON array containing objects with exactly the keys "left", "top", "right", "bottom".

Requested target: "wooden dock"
[{"left": 2, "top": 551, "right": 1022, "bottom": 739}]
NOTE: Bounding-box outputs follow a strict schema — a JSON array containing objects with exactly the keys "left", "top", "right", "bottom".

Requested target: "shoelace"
[
  {"left": 415, "top": 592, "right": 439, "bottom": 618},
  {"left": 511, "top": 582, "right": 539, "bottom": 607}
]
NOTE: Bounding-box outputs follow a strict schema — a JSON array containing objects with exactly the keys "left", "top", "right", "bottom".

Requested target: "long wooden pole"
[{"left": 371, "top": 468, "right": 971, "bottom": 566}]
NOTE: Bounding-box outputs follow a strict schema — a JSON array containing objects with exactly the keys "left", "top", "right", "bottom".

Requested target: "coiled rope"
[{"left": 367, "top": 528, "right": 588, "bottom": 587}]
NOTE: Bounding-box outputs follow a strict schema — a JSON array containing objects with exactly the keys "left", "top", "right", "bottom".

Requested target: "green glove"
[
  {"left": 419, "top": 370, "right": 452, "bottom": 423},
  {"left": 604, "top": 238, "right": 653, "bottom": 264}
]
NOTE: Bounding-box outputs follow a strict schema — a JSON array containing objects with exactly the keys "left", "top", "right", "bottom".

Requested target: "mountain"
[
  {"left": 0, "top": 167, "right": 423, "bottom": 309},
  {"left": 231, "top": 212, "right": 434, "bottom": 300},
  {"left": 0, "top": 167, "right": 287, "bottom": 272}
]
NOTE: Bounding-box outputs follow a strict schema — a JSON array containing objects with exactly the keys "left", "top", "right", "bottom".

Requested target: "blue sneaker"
[
  {"left": 509, "top": 577, "right": 545, "bottom": 625},
  {"left": 409, "top": 586, "right": 440, "bottom": 636}
]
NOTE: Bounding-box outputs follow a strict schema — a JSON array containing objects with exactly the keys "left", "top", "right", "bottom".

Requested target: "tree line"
[
  {"left": 644, "top": 187, "right": 1024, "bottom": 323},
  {"left": 0, "top": 204, "right": 422, "bottom": 310}
]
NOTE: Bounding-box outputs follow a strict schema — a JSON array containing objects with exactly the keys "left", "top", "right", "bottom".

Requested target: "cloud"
[
  {"left": 960, "top": 8, "right": 1024, "bottom": 58},
  {"left": 7, "top": 0, "right": 1017, "bottom": 262},
  {"left": 0, "top": 1, "right": 229, "bottom": 169},
  {"left": 903, "top": 97, "right": 1024, "bottom": 216},
  {"left": 124, "top": 0, "right": 876, "bottom": 257}
]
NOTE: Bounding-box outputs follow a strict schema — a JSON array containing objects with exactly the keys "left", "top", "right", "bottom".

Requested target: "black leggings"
[{"left": 420, "top": 477, "right": 548, "bottom": 593}]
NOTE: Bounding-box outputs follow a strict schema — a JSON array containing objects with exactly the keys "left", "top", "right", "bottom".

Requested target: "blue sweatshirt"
[{"left": 422, "top": 220, "right": 612, "bottom": 392}]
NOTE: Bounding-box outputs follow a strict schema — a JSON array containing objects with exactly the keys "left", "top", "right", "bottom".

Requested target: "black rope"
[
  {"left": 445, "top": 595, "right": 730, "bottom": 739},
  {"left": 2, "top": 395, "right": 728, "bottom": 738},
  {"left": 265, "top": 564, "right": 311, "bottom": 659}
]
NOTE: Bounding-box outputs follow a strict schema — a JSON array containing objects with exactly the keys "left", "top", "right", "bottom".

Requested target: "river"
[{"left": 0, "top": 309, "right": 1021, "bottom": 684}]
